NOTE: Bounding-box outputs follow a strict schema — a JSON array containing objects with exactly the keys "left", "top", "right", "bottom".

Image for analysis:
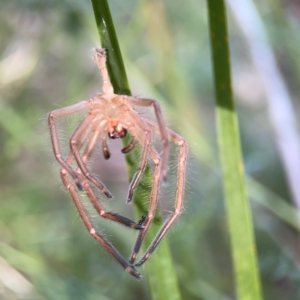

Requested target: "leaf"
[{"left": 207, "top": 1, "right": 263, "bottom": 299}]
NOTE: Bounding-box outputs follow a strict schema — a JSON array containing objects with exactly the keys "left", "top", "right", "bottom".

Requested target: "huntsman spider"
[{"left": 48, "top": 48, "right": 187, "bottom": 279}]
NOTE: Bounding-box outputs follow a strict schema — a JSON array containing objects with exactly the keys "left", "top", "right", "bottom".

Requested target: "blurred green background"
[{"left": 1, "top": 0, "right": 300, "bottom": 299}]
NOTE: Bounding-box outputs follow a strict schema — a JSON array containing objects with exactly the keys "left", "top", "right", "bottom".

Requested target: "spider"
[{"left": 48, "top": 48, "right": 187, "bottom": 279}]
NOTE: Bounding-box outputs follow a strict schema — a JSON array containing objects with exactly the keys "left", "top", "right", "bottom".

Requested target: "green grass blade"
[
  {"left": 247, "top": 177, "right": 300, "bottom": 230},
  {"left": 207, "top": 1, "right": 263, "bottom": 299},
  {"left": 90, "top": 1, "right": 181, "bottom": 298},
  {"left": 90, "top": 0, "right": 129, "bottom": 95}
]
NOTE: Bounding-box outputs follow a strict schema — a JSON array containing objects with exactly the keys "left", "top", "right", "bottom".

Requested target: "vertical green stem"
[
  {"left": 207, "top": 1, "right": 262, "bottom": 299},
  {"left": 91, "top": 0, "right": 130, "bottom": 95},
  {"left": 90, "top": 1, "right": 181, "bottom": 299}
]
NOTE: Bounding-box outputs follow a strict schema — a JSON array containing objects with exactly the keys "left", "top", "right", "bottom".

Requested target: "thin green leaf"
[
  {"left": 90, "top": 0, "right": 181, "bottom": 298},
  {"left": 207, "top": 1, "right": 263, "bottom": 299}
]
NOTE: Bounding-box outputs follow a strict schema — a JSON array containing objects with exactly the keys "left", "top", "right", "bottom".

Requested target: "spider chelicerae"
[{"left": 48, "top": 48, "right": 187, "bottom": 279}]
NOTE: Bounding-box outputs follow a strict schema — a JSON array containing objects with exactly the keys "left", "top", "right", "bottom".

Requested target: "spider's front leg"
[
  {"left": 48, "top": 101, "right": 92, "bottom": 191},
  {"left": 123, "top": 96, "right": 169, "bottom": 181},
  {"left": 67, "top": 121, "right": 144, "bottom": 230},
  {"left": 69, "top": 114, "right": 112, "bottom": 198}
]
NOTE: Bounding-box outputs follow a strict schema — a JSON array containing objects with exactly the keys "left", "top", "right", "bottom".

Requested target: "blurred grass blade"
[
  {"left": 228, "top": 0, "right": 300, "bottom": 212},
  {"left": 90, "top": 0, "right": 181, "bottom": 298},
  {"left": 207, "top": 1, "right": 262, "bottom": 299},
  {"left": 247, "top": 177, "right": 300, "bottom": 230}
]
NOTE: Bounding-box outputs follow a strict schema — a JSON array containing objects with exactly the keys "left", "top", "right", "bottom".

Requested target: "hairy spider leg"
[
  {"left": 125, "top": 127, "right": 151, "bottom": 204},
  {"left": 65, "top": 115, "right": 94, "bottom": 165},
  {"left": 69, "top": 114, "right": 112, "bottom": 198},
  {"left": 129, "top": 145, "right": 161, "bottom": 264},
  {"left": 48, "top": 101, "right": 93, "bottom": 191},
  {"left": 115, "top": 108, "right": 154, "bottom": 204},
  {"left": 78, "top": 169, "right": 145, "bottom": 230},
  {"left": 60, "top": 169, "right": 142, "bottom": 279},
  {"left": 135, "top": 121, "right": 187, "bottom": 266},
  {"left": 64, "top": 111, "right": 105, "bottom": 167},
  {"left": 123, "top": 96, "right": 169, "bottom": 181},
  {"left": 81, "top": 121, "right": 105, "bottom": 162},
  {"left": 67, "top": 117, "right": 145, "bottom": 230}
]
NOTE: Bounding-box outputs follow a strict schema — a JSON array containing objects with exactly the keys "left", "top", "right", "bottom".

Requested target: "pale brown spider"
[{"left": 48, "top": 48, "right": 187, "bottom": 279}]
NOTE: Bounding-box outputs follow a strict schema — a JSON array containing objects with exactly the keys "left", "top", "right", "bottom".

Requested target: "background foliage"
[{"left": 1, "top": 0, "right": 300, "bottom": 299}]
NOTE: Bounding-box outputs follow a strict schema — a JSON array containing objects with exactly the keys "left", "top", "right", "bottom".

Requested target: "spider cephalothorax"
[{"left": 48, "top": 48, "right": 187, "bottom": 279}]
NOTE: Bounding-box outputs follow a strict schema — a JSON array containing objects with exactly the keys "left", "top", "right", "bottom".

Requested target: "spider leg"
[
  {"left": 129, "top": 146, "right": 161, "bottom": 264},
  {"left": 69, "top": 115, "right": 112, "bottom": 198},
  {"left": 65, "top": 121, "right": 144, "bottom": 229},
  {"left": 126, "top": 129, "right": 151, "bottom": 204},
  {"left": 75, "top": 169, "right": 145, "bottom": 230},
  {"left": 48, "top": 101, "right": 91, "bottom": 190},
  {"left": 60, "top": 169, "right": 142, "bottom": 279},
  {"left": 135, "top": 122, "right": 187, "bottom": 267},
  {"left": 65, "top": 114, "right": 95, "bottom": 166},
  {"left": 121, "top": 136, "right": 137, "bottom": 154},
  {"left": 123, "top": 96, "right": 169, "bottom": 181},
  {"left": 76, "top": 127, "right": 145, "bottom": 229},
  {"left": 81, "top": 123, "right": 105, "bottom": 162}
]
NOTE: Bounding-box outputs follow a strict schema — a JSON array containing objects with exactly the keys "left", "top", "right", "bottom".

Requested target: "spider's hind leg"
[
  {"left": 129, "top": 146, "right": 161, "bottom": 264},
  {"left": 135, "top": 128, "right": 187, "bottom": 267},
  {"left": 60, "top": 169, "right": 143, "bottom": 279},
  {"left": 77, "top": 173, "right": 146, "bottom": 230}
]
